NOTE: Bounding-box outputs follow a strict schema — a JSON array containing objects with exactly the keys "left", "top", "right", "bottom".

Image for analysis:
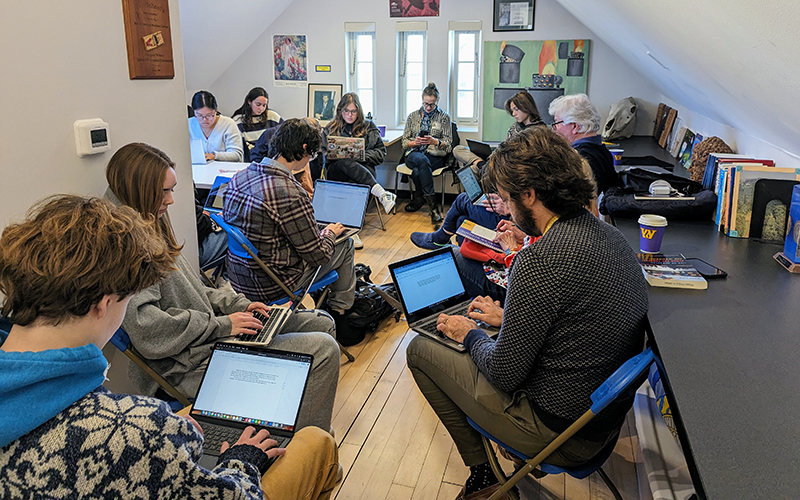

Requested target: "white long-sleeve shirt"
[{"left": 188, "top": 115, "right": 244, "bottom": 162}]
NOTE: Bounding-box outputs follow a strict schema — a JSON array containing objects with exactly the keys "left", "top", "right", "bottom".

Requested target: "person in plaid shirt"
[{"left": 223, "top": 118, "right": 358, "bottom": 342}]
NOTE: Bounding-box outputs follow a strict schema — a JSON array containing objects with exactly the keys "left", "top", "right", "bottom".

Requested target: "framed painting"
[
  {"left": 307, "top": 84, "right": 343, "bottom": 126},
  {"left": 493, "top": 0, "right": 535, "bottom": 32}
]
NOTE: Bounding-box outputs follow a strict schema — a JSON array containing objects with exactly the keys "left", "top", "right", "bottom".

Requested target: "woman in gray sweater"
[{"left": 104, "top": 142, "right": 340, "bottom": 431}]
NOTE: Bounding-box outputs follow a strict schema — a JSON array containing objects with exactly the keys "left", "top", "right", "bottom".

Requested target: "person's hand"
[
  {"left": 495, "top": 230, "right": 517, "bottom": 252},
  {"left": 185, "top": 415, "right": 203, "bottom": 436},
  {"left": 481, "top": 194, "right": 510, "bottom": 216},
  {"left": 324, "top": 222, "right": 346, "bottom": 237},
  {"left": 220, "top": 426, "right": 286, "bottom": 460},
  {"left": 247, "top": 302, "right": 271, "bottom": 317},
  {"left": 436, "top": 313, "right": 478, "bottom": 344},
  {"left": 468, "top": 296, "right": 503, "bottom": 327},
  {"left": 495, "top": 220, "right": 526, "bottom": 245},
  {"left": 205, "top": 152, "right": 216, "bottom": 161},
  {"left": 228, "top": 311, "right": 263, "bottom": 336}
]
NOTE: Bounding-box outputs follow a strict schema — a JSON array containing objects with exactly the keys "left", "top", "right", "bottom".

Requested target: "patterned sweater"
[
  {"left": 464, "top": 210, "right": 648, "bottom": 439},
  {"left": 0, "top": 387, "right": 268, "bottom": 499}
]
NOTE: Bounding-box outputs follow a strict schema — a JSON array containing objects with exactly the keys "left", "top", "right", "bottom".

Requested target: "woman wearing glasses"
[
  {"left": 401, "top": 82, "right": 452, "bottom": 224},
  {"left": 188, "top": 90, "right": 244, "bottom": 162}
]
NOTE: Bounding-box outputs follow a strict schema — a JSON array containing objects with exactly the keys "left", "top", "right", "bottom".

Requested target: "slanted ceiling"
[
  {"left": 555, "top": 0, "right": 800, "bottom": 157},
  {"left": 178, "top": 0, "right": 293, "bottom": 93}
]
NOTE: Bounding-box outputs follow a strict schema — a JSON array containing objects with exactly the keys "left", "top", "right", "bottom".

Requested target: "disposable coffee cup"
[
  {"left": 609, "top": 149, "right": 624, "bottom": 166},
  {"left": 638, "top": 214, "right": 667, "bottom": 253},
  {"left": 378, "top": 125, "right": 386, "bottom": 137}
]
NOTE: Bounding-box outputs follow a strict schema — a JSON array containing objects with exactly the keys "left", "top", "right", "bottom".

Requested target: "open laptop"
[
  {"left": 203, "top": 175, "right": 231, "bottom": 214},
  {"left": 326, "top": 136, "right": 365, "bottom": 162},
  {"left": 191, "top": 139, "right": 208, "bottom": 165},
  {"left": 466, "top": 139, "right": 493, "bottom": 161},
  {"left": 389, "top": 247, "right": 480, "bottom": 352},
  {"left": 191, "top": 342, "right": 313, "bottom": 470},
  {"left": 311, "top": 179, "right": 370, "bottom": 243},
  {"left": 456, "top": 165, "right": 487, "bottom": 206}
]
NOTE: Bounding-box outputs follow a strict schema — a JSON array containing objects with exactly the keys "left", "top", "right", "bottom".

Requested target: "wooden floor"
[{"left": 329, "top": 204, "right": 642, "bottom": 500}]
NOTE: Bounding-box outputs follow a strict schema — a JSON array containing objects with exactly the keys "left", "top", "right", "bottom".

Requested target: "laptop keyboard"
[
  {"left": 203, "top": 422, "right": 290, "bottom": 456},
  {"left": 418, "top": 304, "right": 471, "bottom": 335},
  {"left": 235, "top": 310, "right": 287, "bottom": 343}
]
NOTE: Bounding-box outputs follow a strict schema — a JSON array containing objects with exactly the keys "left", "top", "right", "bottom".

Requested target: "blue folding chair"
[
  {"left": 210, "top": 212, "right": 355, "bottom": 361},
  {"left": 467, "top": 347, "right": 656, "bottom": 500},
  {"left": 109, "top": 327, "right": 191, "bottom": 411}
]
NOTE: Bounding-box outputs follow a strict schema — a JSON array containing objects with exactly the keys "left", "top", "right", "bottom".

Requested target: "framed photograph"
[
  {"left": 493, "top": 0, "right": 535, "bottom": 32},
  {"left": 307, "top": 83, "right": 343, "bottom": 127}
]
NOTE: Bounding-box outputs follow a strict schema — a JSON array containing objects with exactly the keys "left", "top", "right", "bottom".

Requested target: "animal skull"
[{"left": 602, "top": 97, "right": 637, "bottom": 141}]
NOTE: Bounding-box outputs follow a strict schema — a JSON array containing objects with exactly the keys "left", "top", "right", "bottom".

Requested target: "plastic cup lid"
[{"left": 638, "top": 214, "right": 668, "bottom": 227}]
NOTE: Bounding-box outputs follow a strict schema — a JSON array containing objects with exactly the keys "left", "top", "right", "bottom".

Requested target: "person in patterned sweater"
[
  {"left": 406, "top": 127, "right": 648, "bottom": 500},
  {"left": 0, "top": 195, "right": 340, "bottom": 499}
]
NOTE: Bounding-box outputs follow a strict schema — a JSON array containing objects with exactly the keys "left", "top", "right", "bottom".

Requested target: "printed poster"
[{"left": 273, "top": 34, "right": 308, "bottom": 87}]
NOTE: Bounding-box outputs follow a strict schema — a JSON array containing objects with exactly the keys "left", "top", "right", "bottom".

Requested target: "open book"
[{"left": 456, "top": 220, "right": 503, "bottom": 253}]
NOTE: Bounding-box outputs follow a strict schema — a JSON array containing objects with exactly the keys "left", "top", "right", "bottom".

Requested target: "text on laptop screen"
[
  {"left": 457, "top": 168, "right": 483, "bottom": 202},
  {"left": 393, "top": 251, "right": 466, "bottom": 314},
  {"left": 193, "top": 346, "right": 311, "bottom": 431},
  {"left": 312, "top": 181, "right": 369, "bottom": 227}
]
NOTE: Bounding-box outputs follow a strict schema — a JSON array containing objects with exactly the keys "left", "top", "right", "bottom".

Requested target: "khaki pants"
[
  {"left": 406, "top": 335, "right": 612, "bottom": 468},
  {"left": 261, "top": 426, "right": 340, "bottom": 500}
]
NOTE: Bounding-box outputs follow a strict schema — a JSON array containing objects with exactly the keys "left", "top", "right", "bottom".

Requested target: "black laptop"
[{"left": 466, "top": 139, "right": 493, "bottom": 161}]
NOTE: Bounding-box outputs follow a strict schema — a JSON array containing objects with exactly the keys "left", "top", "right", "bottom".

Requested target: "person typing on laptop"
[
  {"left": 0, "top": 195, "right": 340, "bottom": 499},
  {"left": 406, "top": 128, "right": 648, "bottom": 500},
  {"left": 223, "top": 119, "right": 360, "bottom": 345}
]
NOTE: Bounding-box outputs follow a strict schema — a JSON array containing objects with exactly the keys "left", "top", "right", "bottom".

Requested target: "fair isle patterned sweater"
[{"left": 0, "top": 387, "right": 268, "bottom": 499}]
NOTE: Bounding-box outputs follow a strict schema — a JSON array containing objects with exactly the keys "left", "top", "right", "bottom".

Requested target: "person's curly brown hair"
[{"left": 0, "top": 195, "right": 176, "bottom": 326}]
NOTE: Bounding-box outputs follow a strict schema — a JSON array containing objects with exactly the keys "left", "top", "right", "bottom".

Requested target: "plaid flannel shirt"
[{"left": 222, "top": 158, "right": 335, "bottom": 302}]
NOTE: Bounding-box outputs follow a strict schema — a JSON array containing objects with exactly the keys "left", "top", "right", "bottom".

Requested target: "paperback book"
[
  {"left": 637, "top": 253, "right": 708, "bottom": 290},
  {"left": 456, "top": 220, "right": 503, "bottom": 252}
]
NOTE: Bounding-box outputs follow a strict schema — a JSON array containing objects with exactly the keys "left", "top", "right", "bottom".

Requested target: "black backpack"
[{"left": 345, "top": 264, "right": 402, "bottom": 333}]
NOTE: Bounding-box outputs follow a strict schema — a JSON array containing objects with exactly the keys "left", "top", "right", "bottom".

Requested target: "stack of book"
[{"left": 637, "top": 253, "right": 708, "bottom": 290}]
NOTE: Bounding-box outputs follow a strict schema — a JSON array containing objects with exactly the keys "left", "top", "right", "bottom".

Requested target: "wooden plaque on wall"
[{"left": 121, "top": 0, "right": 175, "bottom": 79}]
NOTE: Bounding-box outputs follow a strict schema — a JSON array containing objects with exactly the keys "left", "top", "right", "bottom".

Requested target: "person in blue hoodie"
[{"left": 0, "top": 195, "right": 340, "bottom": 499}]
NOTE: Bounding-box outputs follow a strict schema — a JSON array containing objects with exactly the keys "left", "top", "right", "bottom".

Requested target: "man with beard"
[{"left": 405, "top": 127, "right": 648, "bottom": 500}]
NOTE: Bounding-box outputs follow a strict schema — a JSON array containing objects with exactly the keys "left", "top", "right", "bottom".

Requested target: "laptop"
[
  {"left": 225, "top": 267, "right": 321, "bottom": 346},
  {"left": 466, "top": 139, "right": 493, "bottom": 161},
  {"left": 203, "top": 176, "right": 231, "bottom": 214},
  {"left": 456, "top": 165, "right": 487, "bottom": 206},
  {"left": 326, "top": 136, "right": 365, "bottom": 162},
  {"left": 311, "top": 180, "right": 370, "bottom": 243},
  {"left": 389, "top": 247, "right": 479, "bottom": 352},
  {"left": 191, "top": 139, "right": 208, "bottom": 165},
  {"left": 190, "top": 342, "right": 313, "bottom": 470}
]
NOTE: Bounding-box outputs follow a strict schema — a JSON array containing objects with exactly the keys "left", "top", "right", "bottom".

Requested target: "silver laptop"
[
  {"left": 389, "top": 247, "right": 482, "bottom": 352},
  {"left": 326, "top": 136, "right": 365, "bottom": 162},
  {"left": 191, "top": 139, "right": 208, "bottom": 165},
  {"left": 456, "top": 166, "right": 487, "bottom": 206},
  {"left": 190, "top": 343, "right": 313, "bottom": 470},
  {"left": 312, "top": 180, "right": 370, "bottom": 243}
]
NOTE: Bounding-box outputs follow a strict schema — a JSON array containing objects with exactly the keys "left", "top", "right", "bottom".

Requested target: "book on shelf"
[
  {"left": 653, "top": 103, "right": 667, "bottom": 138},
  {"left": 658, "top": 108, "right": 678, "bottom": 148},
  {"left": 728, "top": 165, "right": 800, "bottom": 238},
  {"left": 667, "top": 119, "right": 685, "bottom": 156},
  {"left": 676, "top": 129, "right": 695, "bottom": 161},
  {"left": 456, "top": 220, "right": 503, "bottom": 252},
  {"left": 681, "top": 133, "right": 703, "bottom": 167},
  {"left": 637, "top": 253, "right": 708, "bottom": 290}
]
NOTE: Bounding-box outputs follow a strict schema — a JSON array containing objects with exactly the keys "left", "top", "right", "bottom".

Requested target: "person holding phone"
[{"left": 401, "top": 82, "right": 453, "bottom": 225}]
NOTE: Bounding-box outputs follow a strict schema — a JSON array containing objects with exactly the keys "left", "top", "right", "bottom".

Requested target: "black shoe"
[
  {"left": 330, "top": 311, "right": 365, "bottom": 347},
  {"left": 424, "top": 195, "right": 443, "bottom": 224},
  {"left": 404, "top": 196, "right": 425, "bottom": 212}
]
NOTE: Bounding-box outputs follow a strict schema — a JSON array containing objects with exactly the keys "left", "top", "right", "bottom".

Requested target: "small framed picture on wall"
[
  {"left": 493, "top": 0, "right": 535, "bottom": 32},
  {"left": 307, "top": 83, "right": 343, "bottom": 126}
]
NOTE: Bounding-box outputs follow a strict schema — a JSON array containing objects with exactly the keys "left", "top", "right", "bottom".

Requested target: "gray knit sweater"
[{"left": 464, "top": 210, "right": 648, "bottom": 438}]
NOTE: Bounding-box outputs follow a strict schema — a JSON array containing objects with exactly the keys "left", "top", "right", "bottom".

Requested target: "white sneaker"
[
  {"left": 380, "top": 192, "right": 397, "bottom": 214},
  {"left": 352, "top": 233, "right": 364, "bottom": 249}
]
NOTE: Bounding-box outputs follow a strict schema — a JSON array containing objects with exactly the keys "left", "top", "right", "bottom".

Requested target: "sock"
[
  {"left": 371, "top": 184, "right": 386, "bottom": 198},
  {"left": 431, "top": 227, "right": 452, "bottom": 244},
  {"left": 464, "top": 462, "right": 498, "bottom": 495}
]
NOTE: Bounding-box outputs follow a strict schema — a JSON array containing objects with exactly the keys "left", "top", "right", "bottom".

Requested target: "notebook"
[
  {"left": 466, "top": 139, "right": 493, "bottom": 161},
  {"left": 326, "top": 136, "right": 366, "bottom": 162},
  {"left": 191, "top": 139, "right": 208, "bottom": 165},
  {"left": 311, "top": 180, "right": 370, "bottom": 243},
  {"left": 203, "top": 176, "right": 231, "bottom": 214},
  {"left": 190, "top": 342, "right": 313, "bottom": 470},
  {"left": 456, "top": 165, "right": 487, "bottom": 205},
  {"left": 389, "top": 247, "right": 476, "bottom": 352}
]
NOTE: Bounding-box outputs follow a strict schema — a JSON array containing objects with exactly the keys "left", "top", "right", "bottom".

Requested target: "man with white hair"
[{"left": 549, "top": 94, "right": 622, "bottom": 195}]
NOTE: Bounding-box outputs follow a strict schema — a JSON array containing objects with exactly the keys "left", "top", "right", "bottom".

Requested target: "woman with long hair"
[
  {"left": 231, "top": 87, "right": 283, "bottom": 145},
  {"left": 504, "top": 90, "right": 545, "bottom": 139},
  {"left": 103, "top": 142, "right": 340, "bottom": 431},
  {"left": 188, "top": 90, "right": 243, "bottom": 162}
]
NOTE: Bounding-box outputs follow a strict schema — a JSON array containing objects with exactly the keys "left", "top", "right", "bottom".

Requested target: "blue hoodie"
[{"left": 0, "top": 322, "right": 108, "bottom": 448}]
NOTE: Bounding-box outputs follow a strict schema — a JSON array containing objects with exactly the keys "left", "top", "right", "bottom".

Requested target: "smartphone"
[
  {"left": 418, "top": 130, "right": 429, "bottom": 137},
  {"left": 685, "top": 257, "right": 727, "bottom": 279}
]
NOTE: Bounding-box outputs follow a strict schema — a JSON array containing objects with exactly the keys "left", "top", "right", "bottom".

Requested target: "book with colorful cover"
[
  {"left": 681, "top": 133, "right": 703, "bottom": 167},
  {"left": 667, "top": 120, "right": 685, "bottom": 157},
  {"left": 714, "top": 166, "right": 727, "bottom": 226},
  {"left": 676, "top": 129, "right": 695, "bottom": 161},
  {"left": 718, "top": 165, "right": 735, "bottom": 233},
  {"left": 637, "top": 253, "right": 708, "bottom": 290},
  {"left": 456, "top": 220, "right": 503, "bottom": 252},
  {"left": 728, "top": 165, "right": 800, "bottom": 238}
]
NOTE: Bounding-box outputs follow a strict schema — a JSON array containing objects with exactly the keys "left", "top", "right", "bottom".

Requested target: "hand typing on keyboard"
[
  {"left": 246, "top": 301, "right": 271, "bottom": 317},
  {"left": 468, "top": 296, "right": 503, "bottom": 327},
  {"left": 228, "top": 311, "right": 263, "bottom": 336},
  {"left": 219, "top": 425, "right": 287, "bottom": 461},
  {"left": 435, "top": 313, "right": 478, "bottom": 344}
]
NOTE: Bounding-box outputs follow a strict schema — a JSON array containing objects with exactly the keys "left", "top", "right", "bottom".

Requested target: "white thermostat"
[{"left": 74, "top": 118, "right": 110, "bottom": 157}]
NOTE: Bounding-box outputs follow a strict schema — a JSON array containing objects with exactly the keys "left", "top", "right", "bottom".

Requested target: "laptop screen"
[
  {"left": 204, "top": 176, "right": 230, "bottom": 213},
  {"left": 456, "top": 166, "right": 483, "bottom": 203},
  {"left": 392, "top": 249, "right": 466, "bottom": 315},
  {"left": 192, "top": 343, "right": 312, "bottom": 432},
  {"left": 312, "top": 180, "right": 370, "bottom": 228}
]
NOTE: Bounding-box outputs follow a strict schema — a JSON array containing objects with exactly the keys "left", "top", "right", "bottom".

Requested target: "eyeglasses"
[
  {"left": 195, "top": 112, "right": 217, "bottom": 121},
  {"left": 342, "top": 108, "right": 358, "bottom": 116},
  {"left": 422, "top": 101, "right": 437, "bottom": 109},
  {"left": 551, "top": 120, "right": 564, "bottom": 128}
]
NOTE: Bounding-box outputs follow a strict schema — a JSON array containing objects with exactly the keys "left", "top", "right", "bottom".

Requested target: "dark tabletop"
[{"left": 615, "top": 218, "right": 800, "bottom": 499}]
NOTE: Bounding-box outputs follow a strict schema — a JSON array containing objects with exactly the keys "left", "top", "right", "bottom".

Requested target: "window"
[
  {"left": 449, "top": 29, "right": 481, "bottom": 126},
  {"left": 346, "top": 31, "right": 376, "bottom": 117},
  {"left": 397, "top": 30, "right": 427, "bottom": 125}
]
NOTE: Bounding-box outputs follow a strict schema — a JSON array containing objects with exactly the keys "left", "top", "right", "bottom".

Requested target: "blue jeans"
[
  {"left": 405, "top": 151, "right": 444, "bottom": 197},
  {"left": 443, "top": 192, "right": 508, "bottom": 236},
  {"left": 454, "top": 251, "right": 506, "bottom": 303}
]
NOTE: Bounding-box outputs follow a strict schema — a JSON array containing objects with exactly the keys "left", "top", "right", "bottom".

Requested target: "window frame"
[
  {"left": 345, "top": 31, "right": 377, "bottom": 118},
  {"left": 397, "top": 30, "right": 428, "bottom": 128},
  {"left": 449, "top": 29, "right": 481, "bottom": 127}
]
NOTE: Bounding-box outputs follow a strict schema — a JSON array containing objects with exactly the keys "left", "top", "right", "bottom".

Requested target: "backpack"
[{"left": 345, "top": 264, "right": 402, "bottom": 333}]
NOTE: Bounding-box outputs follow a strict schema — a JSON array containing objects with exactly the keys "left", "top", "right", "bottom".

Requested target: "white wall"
[
  {"left": 0, "top": 0, "right": 198, "bottom": 394},
  {"left": 207, "top": 0, "right": 661, "bottom": 138}
]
